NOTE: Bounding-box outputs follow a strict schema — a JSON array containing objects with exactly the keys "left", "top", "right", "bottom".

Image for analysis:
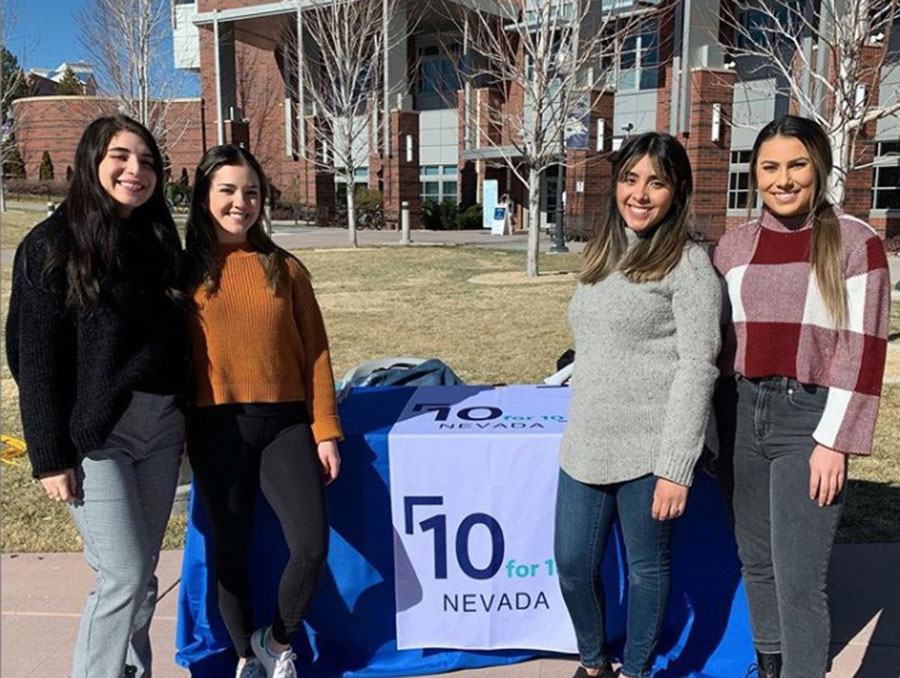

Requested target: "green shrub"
[
  {"left": 354, "top": 186, "right": 383, "bottom": 210},
  {"left": 458, "top": 203, "right": 483, "bottom": 230},
  {"left": 422, "top": 200, "right": 483, "bottom": 230},
  {"left": 2, "top": 141, "right": 26, "bottom": 179}
]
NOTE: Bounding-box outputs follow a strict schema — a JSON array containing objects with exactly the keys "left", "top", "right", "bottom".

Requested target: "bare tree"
[
  {"left": 452, "top": 0, "right": 654, "bottom": 276},
  {"left": 235, "top": 45, "right": 282, "bottom": 169},
  {"left": 76, "top": 0, "right": 185, "bottom": 142},
  {"left": 290, "top": 0, "right": 410, "bottom": 247},
  {"left": 720, "top": 0, "right": 899, "bottom": 203},
  {"left": 1, "top": 0, "right": 28, "bottom": 212}
]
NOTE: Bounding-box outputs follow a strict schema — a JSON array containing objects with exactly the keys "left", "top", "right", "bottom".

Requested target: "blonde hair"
[
  {"left": 748, "top": 116, "right": 845, "bottom": 326},
  {"left": 580, "top": 132, "right": 693, "bottom": 284}
]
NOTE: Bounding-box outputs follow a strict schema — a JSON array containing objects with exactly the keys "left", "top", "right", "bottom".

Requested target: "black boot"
[
  {"left": 572, "top": 665, "right": 616, "bottom": 678},
  {"left": 755, "top": 651, "right": 782, "bottom": 678},
  {"left": 123, "top": 666, "right": 137, "bottom": 678}
]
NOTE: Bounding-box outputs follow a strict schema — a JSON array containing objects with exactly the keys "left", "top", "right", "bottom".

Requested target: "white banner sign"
[{"left": 388, "top": 385, "right": 577, "bottom": 651}]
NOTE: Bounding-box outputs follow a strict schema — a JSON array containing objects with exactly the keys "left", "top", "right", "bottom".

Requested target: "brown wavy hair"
[
  {"left": 748, "top": 115, "right": 844, "bottom": 326},
  {"left": 183, "top": 144, "right": 308, "bottom": 298},
  {"left": 580, "top": 132, "right": 693, "bottom": 284}
]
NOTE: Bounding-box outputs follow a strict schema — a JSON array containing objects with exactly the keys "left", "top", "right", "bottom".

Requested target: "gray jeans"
[
  {"left": 728, "top": 376, "right": 842, "bottom": 678},
  {"left": 68, "top": 391, "right": 184, "bottom": 678}
]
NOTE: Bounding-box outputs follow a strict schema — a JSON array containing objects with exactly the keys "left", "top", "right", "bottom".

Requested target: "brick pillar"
[
  {"left": 292, "top": 116, "right": 334, "bottom": 225},
  {"left": 685, "top": 68, "right": 735, "bottom": 241},
  {"left": 224, "top": 119, "right": 250, "bottom": 148},
  {"left": 842, "top": 45, "right": 882, "bottom": 222},
  {"left": 381, "top": 109, "right": 420, "bottom": 230},
  {"left": 654, "top": 3, "right": 678, "bottom": 134},
  {"left": 476, "top": 86, "right": 504, "bottom": 148},
  {"left": 565, "top": 90, "right": 614, "bottom": 239}
]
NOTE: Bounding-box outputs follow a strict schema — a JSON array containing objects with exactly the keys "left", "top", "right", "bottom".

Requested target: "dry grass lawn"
[{"left": 2, "top": 213, "right": 899, "bottom": 551}]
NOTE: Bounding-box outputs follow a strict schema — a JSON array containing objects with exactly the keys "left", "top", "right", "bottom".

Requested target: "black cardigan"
[{"left": 5, "top": 209, "right": 188, "bottom": 477}]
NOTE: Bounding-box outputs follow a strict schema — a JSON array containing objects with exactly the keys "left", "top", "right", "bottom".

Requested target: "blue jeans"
[
  {"left": 68, "top": 392, "right": 185, "bottom": 678},
  {"left": 555, "top": 470, "right": 673, "bottom": 678}
]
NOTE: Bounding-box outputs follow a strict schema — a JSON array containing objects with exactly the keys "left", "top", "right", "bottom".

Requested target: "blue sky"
[{"left": 6, "top": 0, "right": 198, "bottom": 95}]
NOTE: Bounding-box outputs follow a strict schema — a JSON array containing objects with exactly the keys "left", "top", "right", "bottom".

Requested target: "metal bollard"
[
  {"left": 400, "top": 200, "right": 411, "bottom": 245},
  {"left": 47, "top": 202, "right": 55, "bottom": 217},
  {"left": 264, "top": 200, "right": 272, "bottom": 236}
]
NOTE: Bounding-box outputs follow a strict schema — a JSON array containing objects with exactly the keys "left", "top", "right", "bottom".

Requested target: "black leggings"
[{"left": 188, "top": 402, "right": 328, "bottom": 657}]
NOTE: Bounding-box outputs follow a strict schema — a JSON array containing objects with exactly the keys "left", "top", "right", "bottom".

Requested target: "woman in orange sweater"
[{"left": 183, "top": 145, "right": 342, "bottom": 678}]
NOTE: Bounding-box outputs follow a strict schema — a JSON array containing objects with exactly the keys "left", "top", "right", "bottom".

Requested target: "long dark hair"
[
  {"left": 43, "top": 115, "right": 182, "bottom": 310},
  {"left": 748, "top": 115, "right": 844, "bottom": 325},
  {"left": 183, "top": 144, "right": 306, "bottom": 296},
  {"left": 580, "top": 132, "right": 693, "bottom": 284}
]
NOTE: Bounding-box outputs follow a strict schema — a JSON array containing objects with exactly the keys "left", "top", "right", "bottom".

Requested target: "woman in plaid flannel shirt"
[{"left": 713, "top": 115, "right": 891, "bottom": 678}]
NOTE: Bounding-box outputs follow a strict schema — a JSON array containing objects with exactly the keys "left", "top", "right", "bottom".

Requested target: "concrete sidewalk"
[{"left": 2, "top": 544, "right": 898, "bottom": 678}]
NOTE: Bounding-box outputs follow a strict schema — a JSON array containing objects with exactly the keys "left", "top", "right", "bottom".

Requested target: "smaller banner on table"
[{"left": 388, "top": 385, "right": 577, "bottom": 651}]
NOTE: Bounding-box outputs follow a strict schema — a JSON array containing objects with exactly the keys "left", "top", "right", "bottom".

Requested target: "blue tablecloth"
[{"left": 176, "top": 387, "right": 754, "bottom": 677}]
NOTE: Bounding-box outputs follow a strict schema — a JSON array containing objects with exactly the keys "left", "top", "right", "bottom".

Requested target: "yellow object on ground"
[{"left": 1, "top": 435, "right": 27, "bottom": 467}]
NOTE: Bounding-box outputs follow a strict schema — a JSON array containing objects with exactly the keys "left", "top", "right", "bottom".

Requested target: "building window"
[
  {"left": 873, "top": 141, "right": 900, "bottom": 209},
  {"left": 618, "top": 24, "right": 658, "bottom": 90},
  {"left": 416, "top": 46, "right": 459, "bottom": 98},
  {"left": 599, "top": 19, "right": 659, "bottom": 91},
  {"left": 420, "top": 165, "right": 458, "bottom": 204},
  {"left": 728, "top": 150, "right": 754, "bottom": 210},
  {"left": 736, "top": 3, "right": 804, "bottom": 50}
]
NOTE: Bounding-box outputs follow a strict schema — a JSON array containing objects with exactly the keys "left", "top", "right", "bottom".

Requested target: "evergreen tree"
[
  {"left": 1, "top": 140, "right": 25, "bottom": 179},
  {"left": 38, "top": 151, "right": 54, "bottom": 181},
  {"left": 55, "top": 67, "right": 83, "bottom": 95},
  {"left": 1, "top": 47, "right": 28, "bottom": 105}
]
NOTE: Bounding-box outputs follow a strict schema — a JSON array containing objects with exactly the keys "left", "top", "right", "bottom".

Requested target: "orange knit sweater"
[{"left": 188, "top": 244, "right": 343, "bottom": 442}]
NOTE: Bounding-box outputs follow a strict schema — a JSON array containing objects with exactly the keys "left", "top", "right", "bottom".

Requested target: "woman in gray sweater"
[{"left": 554, "top": 132, "right": 721, "bottom": 678}]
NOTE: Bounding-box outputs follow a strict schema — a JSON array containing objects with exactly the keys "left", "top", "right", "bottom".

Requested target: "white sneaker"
[
  {"left": 235, "top": 657, "right": 266, "bottom": 678},
  {"left": 250, "top": 626, "right": 298, "bottom": 678}
]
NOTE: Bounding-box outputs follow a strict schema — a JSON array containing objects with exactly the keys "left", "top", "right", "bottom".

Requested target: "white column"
[{"left": 213, "top": 9, "right": 224, "bottom": 145}]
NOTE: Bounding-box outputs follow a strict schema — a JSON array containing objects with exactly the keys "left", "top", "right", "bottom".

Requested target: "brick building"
[
  {"left": 11, "top": 0, "right": 900, "bottom": 237},
  {"left": 12, "top": 96, "right": 206, "bottom": 183}
]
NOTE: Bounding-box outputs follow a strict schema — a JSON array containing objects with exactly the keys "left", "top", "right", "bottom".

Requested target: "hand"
[
  {"left": 809, "top": 444, "right": 847, "bottom": 507},
  {"left": 39, "top": 469, "right": 77, "bottom": 503},
  {"left": 652, "top": 477, "right": 689, "bottom": 521},
  {"left": 317, "top": 440, "right": 341, "bottom": 485}
]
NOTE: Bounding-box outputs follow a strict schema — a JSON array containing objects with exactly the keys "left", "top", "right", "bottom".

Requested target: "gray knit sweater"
[{"left": 559, "top": 240, "right": 721, "bottom": 487}]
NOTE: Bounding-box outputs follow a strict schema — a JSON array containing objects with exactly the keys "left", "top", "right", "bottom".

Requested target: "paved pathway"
[{"left": 2, "top": 544, "right": 899, "bottom": 677}]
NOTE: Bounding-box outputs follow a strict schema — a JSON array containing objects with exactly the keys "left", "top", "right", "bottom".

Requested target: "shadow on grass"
[{"left": 837, "top": 479, "right": 900, "bottom": 543}]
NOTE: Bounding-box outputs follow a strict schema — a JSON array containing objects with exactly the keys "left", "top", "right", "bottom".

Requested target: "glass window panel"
[
  {"left": 639, "top": 68, "right": 658, "bottom": 89},
  {"left": 442, "top": 61, "right": 460, "bottom": 91},
  {"left": 422, "top": 166, "right": 440, "bottom": 176},
  {"left": 874, "top": 167, "right": 900, "bottom": 209},
  {"left": 876, "top": 141, "right": 900, "bottom": 156},
  {"left": 442, "top": 165, "right": 457, "bottom": 175},
  {"left": 874, "top": 187, "right": 900, "bottom": 209},
  {"left": 418, "top": 61, "right": 440, "bottom": 95},
  {"left": 422, "top": 181, "right": 440, "bottom": 198},
  {"left": 443, "top": 181, "right": 457, "bottom": 197},
  {"left": 876, "top": 166, "right": 900, "bottom": 188},
  {"left": 619, "top": 69, "right": 637, "bottom": 90}
]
